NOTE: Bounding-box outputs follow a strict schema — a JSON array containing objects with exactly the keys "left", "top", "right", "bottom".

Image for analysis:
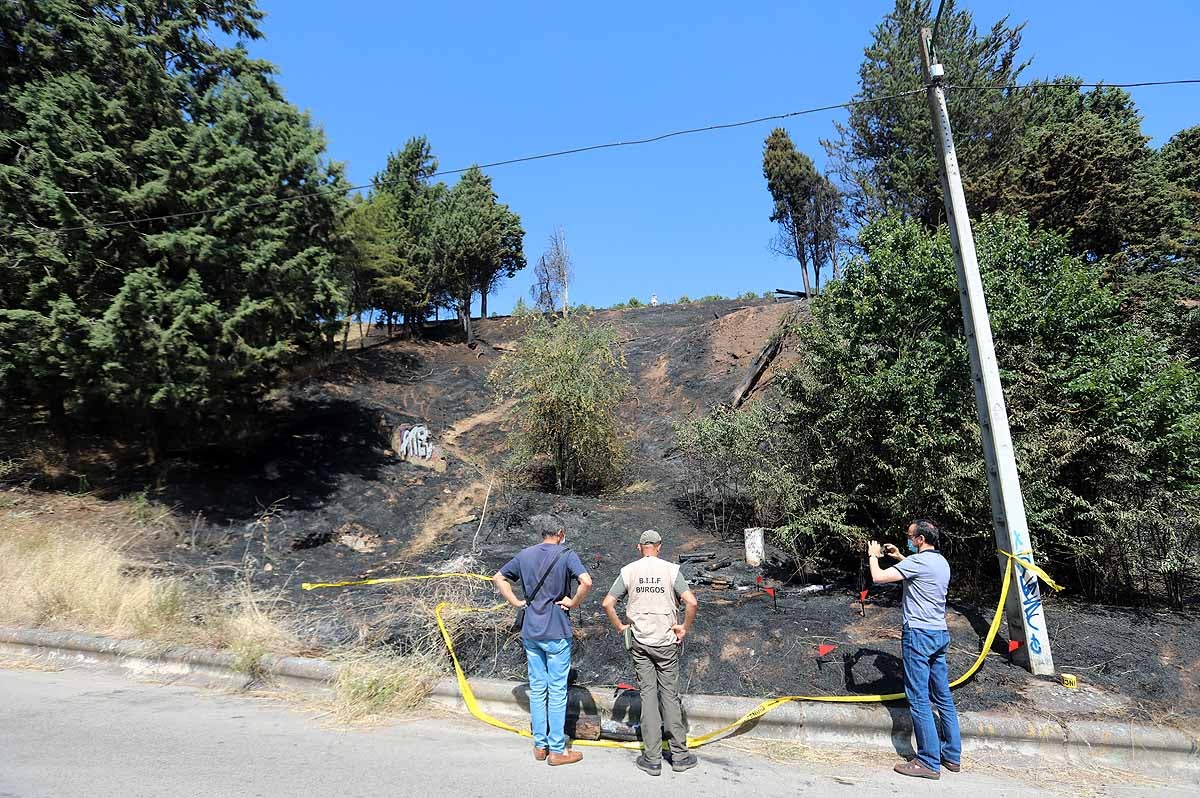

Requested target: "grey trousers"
[{"left": 630, "top": 638, "right": 689, "bottom": 761}]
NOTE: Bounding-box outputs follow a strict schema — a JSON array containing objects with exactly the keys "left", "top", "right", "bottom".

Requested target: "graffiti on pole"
[{"left": 1015, "top": 551, "right": 1044, "bottom": 654}]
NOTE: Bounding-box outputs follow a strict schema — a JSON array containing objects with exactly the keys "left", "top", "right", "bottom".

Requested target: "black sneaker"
[
  {"left": 635, "top": 755, "right": 662, "bottom": 776},
  {"left": 670, "top": 752, "right": 698, "bottom": 772}
]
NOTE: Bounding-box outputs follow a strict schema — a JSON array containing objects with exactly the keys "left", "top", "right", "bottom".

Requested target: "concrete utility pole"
[{"left": 918, "top": 27, "right": 1055, "bottom": 675}]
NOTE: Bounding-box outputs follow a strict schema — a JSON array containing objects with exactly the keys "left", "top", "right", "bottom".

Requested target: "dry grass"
[
  {"left": 0, "top": 492, "right": 302, "bottom": 665},
  {"left": 303, "top": 572, "right": 505, "bottom": 722},
  {"left": 0, "top": 520, "right": 189, "bottom": 637},
  {"left": 0, "top": 457, "right": 24, "bottom": 481},
  {"left": 332, "top": 649, "right": 443, "bottom": 721},
  {"left": 0, "top": 488, "right": 504, "bottom": 720}
]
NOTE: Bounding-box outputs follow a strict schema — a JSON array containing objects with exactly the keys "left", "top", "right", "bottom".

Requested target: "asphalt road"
[{"left": 0, "top": 665, "right": 1184, "bottom": 798}]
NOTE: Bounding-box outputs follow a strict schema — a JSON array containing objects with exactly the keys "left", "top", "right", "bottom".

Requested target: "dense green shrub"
[
  {"left": 680, "top": 215, "right": 1200, "bottom": 603},
  {"left": 675, "top": 402, "right": 824, "bottom": 567}
]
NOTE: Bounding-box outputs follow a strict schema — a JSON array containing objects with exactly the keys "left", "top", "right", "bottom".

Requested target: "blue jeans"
[
  {"left": 523, "top": 638, "right": 572, "bottom": 753},
  {"left": 902, "top": 627, "right": 962, "bottom": 772}
]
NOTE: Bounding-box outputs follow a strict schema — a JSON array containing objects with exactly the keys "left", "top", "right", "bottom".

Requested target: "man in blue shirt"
[
  {"left": 494, "top": 516, "right": 592, "bottom": 766},
  {"left": 869, "top": 519, "right": 962, "bottom": 781}
]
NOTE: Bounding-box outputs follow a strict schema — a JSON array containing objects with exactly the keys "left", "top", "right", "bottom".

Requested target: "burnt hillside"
[{"left": 63, "top": 297, "right": 1199, "bottom": 725}]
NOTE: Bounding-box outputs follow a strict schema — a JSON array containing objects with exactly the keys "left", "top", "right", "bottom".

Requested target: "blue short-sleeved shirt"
[{"left": 499, "top": 544, "right": 588, "bottom": 641}]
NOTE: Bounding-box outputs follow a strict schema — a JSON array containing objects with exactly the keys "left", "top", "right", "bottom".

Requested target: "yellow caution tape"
[
  {"left": 306, "top": 549, "right": 1060, "bottom": 750},
  {"left": 1006, "top": 550, "right": 1065, "bottom": 592}
]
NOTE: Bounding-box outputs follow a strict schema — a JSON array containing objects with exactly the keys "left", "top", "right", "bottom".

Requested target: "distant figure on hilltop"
[{"left": 649, "top": 294, "right": 659, "bottom": 307}]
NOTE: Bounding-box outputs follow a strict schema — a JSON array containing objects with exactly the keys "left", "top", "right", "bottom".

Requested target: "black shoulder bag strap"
[{"left": 512, "top": 547, "right": 572, "bottom": 633}]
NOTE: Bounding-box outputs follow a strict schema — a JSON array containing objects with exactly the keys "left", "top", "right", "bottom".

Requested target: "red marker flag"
[
  {"left": 1008, "top": 640, "right": 1022, "bottom": 654},
  {"left": 817, "top": 643, "right": 838, "bottom": 657},
  {"left": 764, "top": 587, "right": 776, "bottom": 598},
  {"left": 859, "top": 590, "right": 869, "bottom": 601},
  {"left": 756, "top": 575, "right": 764, "bottom": 585},
  {"left": 617, "top": 682, "right": 636, "bottom": 691}
]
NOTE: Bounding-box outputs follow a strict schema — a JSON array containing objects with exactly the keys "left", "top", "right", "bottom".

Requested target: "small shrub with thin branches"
[{"left": 488, "top": 315, "right": 630, "bottom": 494}]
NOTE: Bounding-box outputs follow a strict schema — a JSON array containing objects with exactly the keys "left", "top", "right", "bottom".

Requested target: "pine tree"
[
  {"left": 823, "top": 0, "right": 1029, "bottom": 228},
  {"left": 0, "top": 1, "right": 346, "bottom": 452},
  {"left": 366, "top": 136, "right": 442, "bottom": 334},
  {"left": 433, "top": 166, "right": 525, "bottom": 344},
  {"left": 998, "top": 80, "right": 1167, "bottom": 258},
  {"left": 1159, "top": 126, "right": 1200, "bottom": 274},
  {"left": 763, "top": 129, "right": 842, "bottom": 296}
]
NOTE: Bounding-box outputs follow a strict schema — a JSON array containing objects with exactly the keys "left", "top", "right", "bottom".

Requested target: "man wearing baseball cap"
[{"left": 602, "top": 529, "right": 699, "bottom": 776}]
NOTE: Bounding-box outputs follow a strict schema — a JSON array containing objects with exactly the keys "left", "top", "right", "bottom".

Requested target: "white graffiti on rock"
[{"left": 400, "top": 425, "right": 434, "bottom": 460}]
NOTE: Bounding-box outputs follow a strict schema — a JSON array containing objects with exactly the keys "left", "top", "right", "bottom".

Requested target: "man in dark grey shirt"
[{"left": 869, "top": 519, "right": 962, "bottom": 781}]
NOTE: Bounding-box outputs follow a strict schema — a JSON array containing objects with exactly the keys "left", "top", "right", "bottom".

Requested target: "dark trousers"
[{"left": 630, "top": 638, "right": 689, "bottom": 762}]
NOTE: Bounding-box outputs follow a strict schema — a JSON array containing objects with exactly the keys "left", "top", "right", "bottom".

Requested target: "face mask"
[{"left": 906, "top": 539, "right": 919, "bottom": 554}]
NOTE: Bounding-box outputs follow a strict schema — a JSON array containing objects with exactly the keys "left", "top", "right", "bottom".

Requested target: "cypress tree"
[{"left": 0, "top": 2, "right": 347, "bottom": 451}]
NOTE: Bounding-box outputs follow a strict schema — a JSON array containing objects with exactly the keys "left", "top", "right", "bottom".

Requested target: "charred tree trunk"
[
  {"left": 730, "top": 338, "right": 783, "bottom": 408},
  {"left": 459, "top": 293, "right": 475, "bottom": 345},
  {"left": 810, "top": 240, "right": 822, "bottom": 295},
  {"left": 794, "top": 230, "right": 813, "bottom": 299}
]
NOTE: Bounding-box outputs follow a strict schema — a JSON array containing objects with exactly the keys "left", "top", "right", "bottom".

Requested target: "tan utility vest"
[{"left": 620, "top": 555, "right": 681, "bottom": 647}]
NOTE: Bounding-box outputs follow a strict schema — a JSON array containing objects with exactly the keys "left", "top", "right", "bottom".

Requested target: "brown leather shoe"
[
  {"left": 547, "top": 750, "right": 583, "bottom": 766},
  {"left": 942, "top": 760, "right": 961, "bottom": 773},
  {"left": 533, "top": 747, "right": 548, "bottom": 762},
  {"left": 894, "top": 760, "right": 940, "bottom": 780}
]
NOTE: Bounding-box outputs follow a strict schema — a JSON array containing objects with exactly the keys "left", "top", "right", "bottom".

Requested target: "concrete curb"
[
  {"left": 426, "top": 676, "right": 1199, "bottom": 774},
  {"left": 2, "top": 626, "right": 1196, "bottom": 776},
  {"left": 0, "top": 626, "right": 339, "bottom": 695}
]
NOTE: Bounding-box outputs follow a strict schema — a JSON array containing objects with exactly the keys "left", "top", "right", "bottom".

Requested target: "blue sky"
[{"left": 248, "top": 1, "right": 1199, "bottom": 315}]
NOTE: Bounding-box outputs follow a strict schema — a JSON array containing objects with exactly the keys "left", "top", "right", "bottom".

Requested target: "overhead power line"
[
  {"left": 46, "top": 89, "right": 927, "bottom": 234},
  {"left": 950, "top": 78, "right": 1200, "bottom": 91},
  {"left": 39, "top": 78, "right": 1200, "bottom": 234}
]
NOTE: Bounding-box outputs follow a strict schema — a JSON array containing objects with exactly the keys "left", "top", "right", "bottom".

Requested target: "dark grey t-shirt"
[
  {"left": 500, "top": 544, "right": 588, "bottom": 641},
  {"left": 893, "top": 550, "right": 950, "bottom": 631}
]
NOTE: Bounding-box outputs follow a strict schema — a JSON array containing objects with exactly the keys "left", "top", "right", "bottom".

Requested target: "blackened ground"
[{"left": 20, "top": 300, "right": 1198, "bottom": 731}]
